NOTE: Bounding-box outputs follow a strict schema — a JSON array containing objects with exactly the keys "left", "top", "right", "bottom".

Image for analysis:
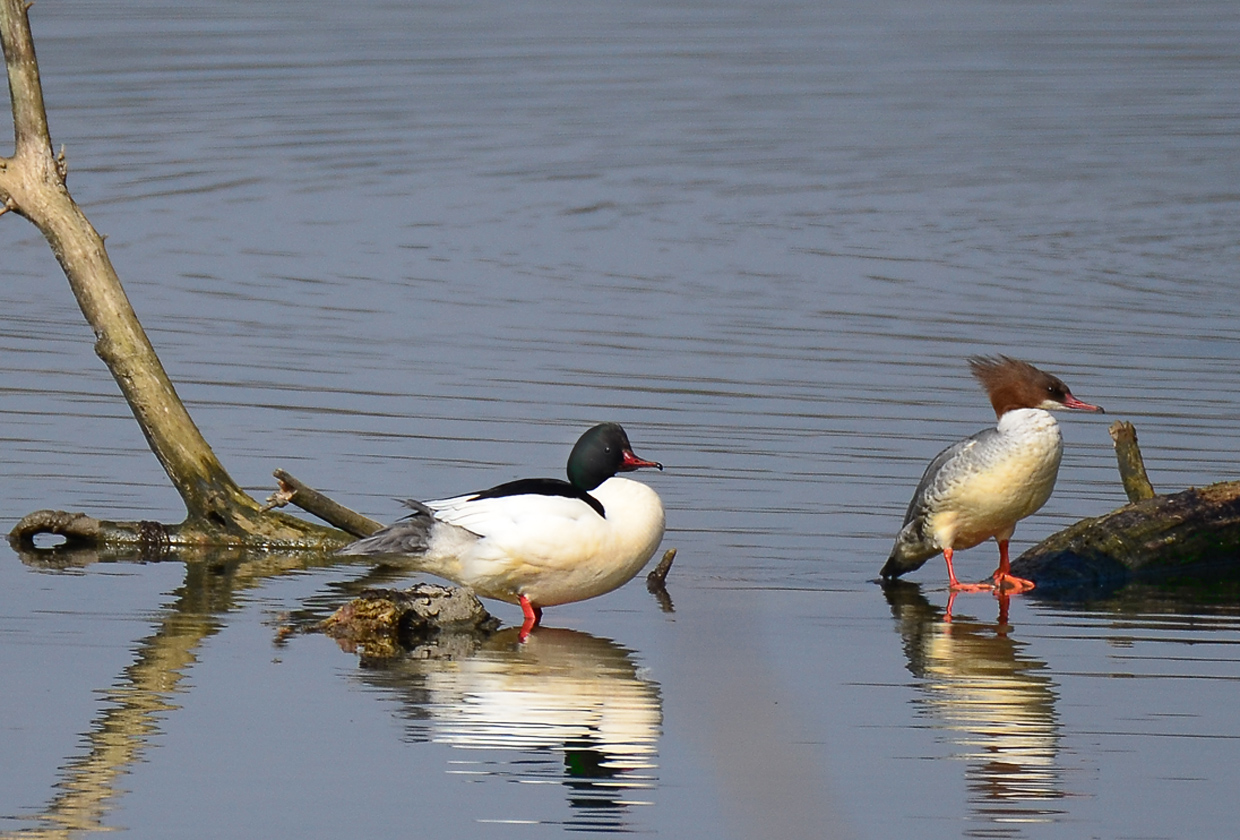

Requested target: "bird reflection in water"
[
  {"left": 353, "top": 626, "right": 661, "bottom": 832},
  {"left": 883, "top": 581, "right": 1067, "bottom": 834}
]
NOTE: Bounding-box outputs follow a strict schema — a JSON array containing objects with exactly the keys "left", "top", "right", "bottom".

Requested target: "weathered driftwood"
[
  {"left": 7, "top": 509, "right": 174, "bottom": 557},
  {"left": 2, "top": 0, "right": 350, "bottom": 548},
  {"left": 265, "top": 469, "right": 383, "bottom": 538}
]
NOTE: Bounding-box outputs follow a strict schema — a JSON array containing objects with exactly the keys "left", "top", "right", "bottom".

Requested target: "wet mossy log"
[
  {"left": 1012, "top": 421, "right": 1240, "bottom": 591},
  {"left": 320, "top": 584, "right": 500, "bottom": 659},
  {"left": 1012, "top": 481, "right": 1240, "bottom": 591}
]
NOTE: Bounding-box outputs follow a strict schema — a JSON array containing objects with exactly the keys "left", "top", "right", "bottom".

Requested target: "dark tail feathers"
[{"left": 337, "top": 500, "right": 434, "bottom": 557}]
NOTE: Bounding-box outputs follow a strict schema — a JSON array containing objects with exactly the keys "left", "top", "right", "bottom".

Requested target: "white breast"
[{"left": 927, "top": 409, "right": 1064, "bottom": 550}]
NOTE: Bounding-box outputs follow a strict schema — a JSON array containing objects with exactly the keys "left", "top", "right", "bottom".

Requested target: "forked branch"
[{"left": 2, "top": 0, "right": 350, "bottom": 547}]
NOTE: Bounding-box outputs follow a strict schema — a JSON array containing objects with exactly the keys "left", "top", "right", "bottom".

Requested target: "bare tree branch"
[
  {"left": 267, "top": 470, "right": 383, "bottom": 538},
  {"left": 2, "top": 0, "right": 352, "bottom": 546}
]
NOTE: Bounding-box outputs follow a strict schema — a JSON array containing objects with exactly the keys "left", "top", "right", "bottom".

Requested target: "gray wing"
[
  {"left": 882, "top": 428, "right": 998, "bottom": 579},
  {"left": 901, "top": 427, "right": 998, "bottom": 526}
]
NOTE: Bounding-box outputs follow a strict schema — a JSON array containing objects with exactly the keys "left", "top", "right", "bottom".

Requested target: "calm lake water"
[{"left": 3, "top": 1, "right": 1240, "bottom": 838}]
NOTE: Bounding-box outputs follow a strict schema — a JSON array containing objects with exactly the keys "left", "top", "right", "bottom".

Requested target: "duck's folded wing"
[
  {"left": 427, "top": 490, "right": 602, "bottom": 538},
  {"left": 901, "top": 428, "right": 998, "bottom": 524}
]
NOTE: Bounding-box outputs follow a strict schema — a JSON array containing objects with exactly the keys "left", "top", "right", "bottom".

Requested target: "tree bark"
[{"left": 2, "top": 0, "right": 345, "bottom": 547}]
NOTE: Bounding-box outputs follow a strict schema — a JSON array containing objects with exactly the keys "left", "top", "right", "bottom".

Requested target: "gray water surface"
[{"left": 4, "top": 1, "right": 1240, "bottom": 838}]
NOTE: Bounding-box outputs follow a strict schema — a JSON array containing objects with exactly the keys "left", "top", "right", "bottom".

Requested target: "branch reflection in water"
[
  {"left": 5, "top": 546, "right": 356, "bottom": 840},
  {"left": 351, "top": 626, "right": 662, "bottom": 833},
  {"left": 882, "top": 582, "right": 1066, "bottom": 834}
]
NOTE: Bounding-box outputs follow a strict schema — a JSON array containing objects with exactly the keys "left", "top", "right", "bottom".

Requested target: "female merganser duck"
[
  {"left": 339, "top": 423, "right": 665, "bottom": 637},
  {"left": 882, "top": 356, "right": 1104, "bottom": 594}
]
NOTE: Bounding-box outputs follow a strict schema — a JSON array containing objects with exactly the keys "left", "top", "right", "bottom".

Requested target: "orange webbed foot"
[
  {"left": 993, "top": 573, "right": 1035, "bottom": 594},
  {"left": 949, "top": 581, "right": 996, "bottom": 593}
]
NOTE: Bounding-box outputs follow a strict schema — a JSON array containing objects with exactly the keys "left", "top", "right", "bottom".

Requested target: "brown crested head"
[{"left": 968, "top": 355, "right": 1105, "bottom": 418}]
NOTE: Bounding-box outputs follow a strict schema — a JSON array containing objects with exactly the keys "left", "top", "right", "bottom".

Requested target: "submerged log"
[
  {"left": 320, "top": 584, "right": 500, "bottom": 659},
  {"left": 1013, "top": 481, "right": 1240, "bottom": 590},
  {"left": 7, "top": 505, "right": 349, "bottom": 553}
]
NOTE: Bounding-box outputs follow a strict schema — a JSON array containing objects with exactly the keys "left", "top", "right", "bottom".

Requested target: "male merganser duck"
[
  {"left": 882, "top": 356, "right": 1104, "bottom": 594},
  {"left": 339, "top": 423, "right": 665, "bottom": 638}
]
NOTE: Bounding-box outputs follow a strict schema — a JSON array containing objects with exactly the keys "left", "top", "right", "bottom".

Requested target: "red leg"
[
  {"left": 518, "top": 594, "right": 542, "bottom": 643},
  {"left": 991, "top": 540, "right": 1035, "bottom": 593},
  {"left": 944, "top": 547, "right": 992, "bottom": 593},
  {"left": 995, "top": 590, "right": 1011, "bottom": 628}
]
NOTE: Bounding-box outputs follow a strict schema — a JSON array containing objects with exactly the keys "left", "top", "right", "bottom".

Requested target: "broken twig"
[
  {"left": 267, "top": 469, "right": 382, "bottom": 538},
  {"left": 1109, "top": 420, "right": 1156, "bottom": 503}
]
